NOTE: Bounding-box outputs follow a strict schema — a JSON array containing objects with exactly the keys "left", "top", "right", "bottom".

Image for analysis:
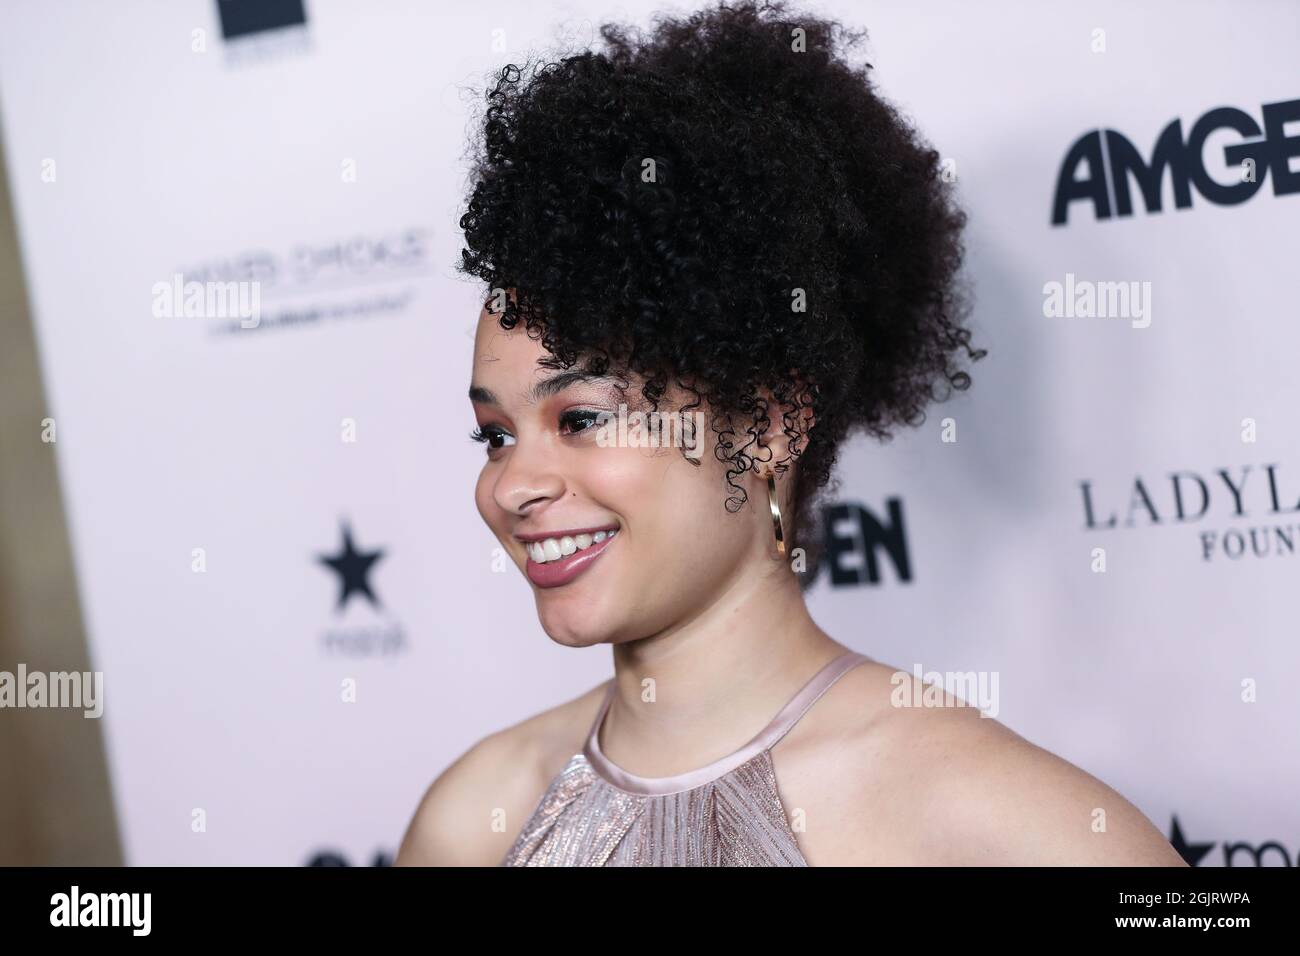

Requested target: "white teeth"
[{"left": 526, "top": 528, "right": 618, "bottom": 564}]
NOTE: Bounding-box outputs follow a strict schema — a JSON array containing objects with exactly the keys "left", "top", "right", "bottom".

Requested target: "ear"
[{"left": 750, "top": 377, "right": 817, "bottom": 475}]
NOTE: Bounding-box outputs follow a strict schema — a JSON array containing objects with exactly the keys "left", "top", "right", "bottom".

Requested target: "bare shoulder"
[
  {"left": 394, "top": 680, "right": 607, "bottom": 866},
  {"left": 777, "top": 657, "right": 1186, "bottom": 866}
]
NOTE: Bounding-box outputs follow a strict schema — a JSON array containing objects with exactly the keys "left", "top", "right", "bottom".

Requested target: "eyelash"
[
  {"left": 559, "top": 409, "right": 602, "bottom": 434},
  {"left": 469, "top": 409, "right": 603, "bottom": 451},
  {"left": 469, "top": 424, "right": 511, "bottom": 450}
]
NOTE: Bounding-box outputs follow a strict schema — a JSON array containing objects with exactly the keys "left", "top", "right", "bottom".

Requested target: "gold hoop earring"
[{"left": 765, "top": 469, "right": 786, "bottom": 559}]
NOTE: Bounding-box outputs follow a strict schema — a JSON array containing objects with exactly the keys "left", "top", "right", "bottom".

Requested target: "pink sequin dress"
[{"left": 502, "top": 650, "right": 871, "bottom": 866}]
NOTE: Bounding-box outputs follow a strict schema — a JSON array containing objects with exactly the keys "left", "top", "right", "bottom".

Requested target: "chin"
[
  {"left": 535, "top": 608, "right": 614, "bottom": 649},
  {"left": 522, "top": 546, "right": 630, "bottom": 648},
  {"left": 532, "top": 580, "right": 643, "bottom": 648}
]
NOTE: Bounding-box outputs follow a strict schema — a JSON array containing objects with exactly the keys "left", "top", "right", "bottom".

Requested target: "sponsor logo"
[
  {"left": 1170, "top": 815, "right": 1295, "bottom": 866},
  {"left": 1080, "top": 462, "right": 1300, "bottom": 561},
  {"left": 216, "top": 0, "right": 306, "bottom": 40},
  {"left": 1052, "top": 98, "right": 1300, "bottom": 223},
  {"left": 316, "top": 521, "right": 406, "bottom": 657}
]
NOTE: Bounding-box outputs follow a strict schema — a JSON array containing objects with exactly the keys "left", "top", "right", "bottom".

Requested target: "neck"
[{"left": 600, "top": 557, "right": 847, "bottom": 777}]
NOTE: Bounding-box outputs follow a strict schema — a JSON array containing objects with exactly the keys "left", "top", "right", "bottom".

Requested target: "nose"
[{"left": 491, "top": 434, "right": 566, "bottom": 518}]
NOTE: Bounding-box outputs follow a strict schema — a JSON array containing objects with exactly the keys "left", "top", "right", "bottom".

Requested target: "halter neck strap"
[{"left": 582, "top": 650, "right": 871, "bottom": 796}]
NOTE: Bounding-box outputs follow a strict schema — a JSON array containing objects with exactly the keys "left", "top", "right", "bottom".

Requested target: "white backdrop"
[{"left": 1, "top": 0, "right": 1296, "bottom": 866}]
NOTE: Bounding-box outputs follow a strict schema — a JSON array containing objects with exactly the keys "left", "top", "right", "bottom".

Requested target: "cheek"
[
  {"left": 599, "top": 447, "right": 743, "bottom": 546},
  {"left": 593, "top": 446, "right": 662, "bottom": 493},
  {"left": 583, "top": 446, "right": 680, "bottom": 517}
]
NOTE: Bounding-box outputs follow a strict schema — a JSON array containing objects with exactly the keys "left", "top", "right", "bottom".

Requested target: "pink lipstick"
[{"left": 519, "top": 527, "right": 619, "bottom": 589}]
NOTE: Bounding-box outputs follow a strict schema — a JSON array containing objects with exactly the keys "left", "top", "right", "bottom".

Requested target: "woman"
[{"left": 397, "top": 0, "right": 1184, "bottom": 866}]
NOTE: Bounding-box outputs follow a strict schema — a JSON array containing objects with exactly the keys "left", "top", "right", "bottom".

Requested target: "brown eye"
[
  {"left": 560, "top": 410, "right": 602, "bottom": 435},
  {"left": 470, "top": 425, "right": 515, "bottom": 451}
]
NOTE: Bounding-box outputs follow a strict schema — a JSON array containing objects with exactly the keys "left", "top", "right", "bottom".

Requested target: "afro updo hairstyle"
[{"left": 458, "top": 0, "right": 985, "bottom": 586}]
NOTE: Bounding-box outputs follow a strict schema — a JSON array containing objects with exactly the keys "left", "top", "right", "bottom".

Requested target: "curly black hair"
[{"left": 458, "top": 0, "right": 984, "bottom": 584}]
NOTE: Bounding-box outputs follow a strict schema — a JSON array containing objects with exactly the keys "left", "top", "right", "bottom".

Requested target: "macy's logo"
[{"left": 1171, "top": 815, "right": 1296, "bottom": 866}]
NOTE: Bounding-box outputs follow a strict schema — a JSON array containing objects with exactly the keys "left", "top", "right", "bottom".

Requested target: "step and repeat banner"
[{"left": 0, "top": 0, "right": 1295, "bottom": 866}]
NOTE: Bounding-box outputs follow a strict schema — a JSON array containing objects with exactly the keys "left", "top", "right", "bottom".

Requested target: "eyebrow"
[{"left": 468, "top": 370, "right": 618, "bottom": 407}]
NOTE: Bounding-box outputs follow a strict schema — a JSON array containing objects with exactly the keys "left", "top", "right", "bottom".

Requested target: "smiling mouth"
[
  {"left": 520, "top": 527, "right": 619, "bottom": 589},
  {"left": 523, "top": 528, "right": 619, "bottom": 564}
]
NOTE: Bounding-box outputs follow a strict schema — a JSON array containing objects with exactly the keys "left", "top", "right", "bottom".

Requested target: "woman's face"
[{"left": 469, "top": 304, "right": 779, "bottom": 648}]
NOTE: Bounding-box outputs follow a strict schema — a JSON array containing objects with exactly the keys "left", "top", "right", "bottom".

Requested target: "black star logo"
[
  {"left": 317, "top": 521, "right": 385, "bottom": 611},
  {"left": 1168, "top": 815, "right": 1215, "bottom": 866}
]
